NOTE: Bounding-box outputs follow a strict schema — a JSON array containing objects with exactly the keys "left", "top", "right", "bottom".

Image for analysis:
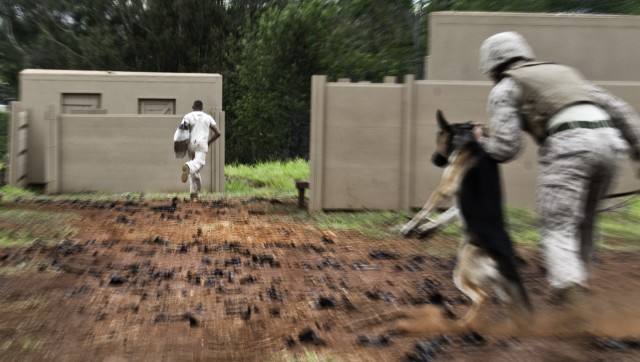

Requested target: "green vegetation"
[
  {"left": 0, "top": 185, "right": 39, "bottom": 198},
  {"left": 279, "top": 348, "right": 340, "bottom": 362},
  {"left": 1, "top": 160, "right": 640, "bottom": 251},
  {"left": 0, "top": 112, "right": 7, "bottom": 161},
  {"left": 225, "top": 158, "right": 309, "bottom": 197},
  {"left": 0, "top": 207, "right": 77, "bottom": 247},
  {"left": 506, "top": 207, "right": 540, "bottom": 245},
  {"left": 598, "top": 197, "right": 640, "bottom": 250},
  {"left": 311, "top": 210, "right": 410, "bottom": 239}
]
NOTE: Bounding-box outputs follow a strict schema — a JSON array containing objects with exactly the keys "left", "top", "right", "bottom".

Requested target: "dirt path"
[{"left": 1, "top": 197, "right": 639, "bottom": 361}]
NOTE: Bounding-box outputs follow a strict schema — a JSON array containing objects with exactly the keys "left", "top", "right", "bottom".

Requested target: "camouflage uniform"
[{"left": 482, "top": 76, "right": 640, "bottom": 289}]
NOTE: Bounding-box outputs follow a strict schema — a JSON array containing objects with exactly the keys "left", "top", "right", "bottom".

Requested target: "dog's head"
[{"left": 431, "top": 110, "right": 477, "bottom": 167}]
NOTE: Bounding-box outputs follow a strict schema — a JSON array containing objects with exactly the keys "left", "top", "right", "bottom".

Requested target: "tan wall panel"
[
  {"left": 322, "top": 126, "right": 402, "bottom": 209},
  {"left": 428, "top": 12, "right": 640, "bottom": 82},
  {"left": 322, "top": 169, "right": 401, "bottom": 210},
  {"left": 324, "top": 127, "right": 403, "bottom": 169},
  {"left": 57, "top": 115, "right": 217, "bottom": 194},
  {"left": 325, "top": 84, "right": 403, "bottom": 127},
  {"left": 320, "top": 83, "right": 405, "bottom": 210},
  {"left": 8, "top": 104, "right": 29, "bottom": 187}
]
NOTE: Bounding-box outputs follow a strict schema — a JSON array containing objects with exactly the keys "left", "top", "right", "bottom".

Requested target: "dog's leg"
[
  {"left": 400, "top": 151, "right": 471, "bottom": 236},
  {"left": 416, "top": 206, "right": 460, "bottom": 236},
  {"left": 454, "top": 273, "right": 488, "bottom": 328},
  {"left": 453, "top": 242, "right": 490, "bottom": 328},
  {"left": 400, "top": 195, "right": 448, "bottom": 236}
]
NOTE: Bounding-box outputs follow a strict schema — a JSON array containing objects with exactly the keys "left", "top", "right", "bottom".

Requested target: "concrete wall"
[
  {"left": 427, "top": 12, "right": 640, "bottom": 81},
  {"left": 46, "top": 113, "right": 225, "bottom": 194},
  {"left": 19, "top": 69, "right": 224, "bottom": 188},
  {"left": 310, "top": 76, "right": 640, "bottom": 211}
]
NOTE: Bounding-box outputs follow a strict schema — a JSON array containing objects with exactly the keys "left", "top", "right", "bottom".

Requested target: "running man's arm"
[{"left": 208, "top": 123, "right": 221, "bottom": 145}]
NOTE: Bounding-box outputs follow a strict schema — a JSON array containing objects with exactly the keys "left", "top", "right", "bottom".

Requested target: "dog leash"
[
  {"left": 598, "top": 188, "right": 640, "bottom": 213},
  {"left": 603, "top": 188, "right": 640, "bottom": 199}
]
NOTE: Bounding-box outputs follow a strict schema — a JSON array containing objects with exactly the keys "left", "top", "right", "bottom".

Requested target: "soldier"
[
  {"left": 474, "top": 32, "right": 640, "bottom": 310},
  {"left": 179, "top": 100, "right": 221, "bottom": 200}
]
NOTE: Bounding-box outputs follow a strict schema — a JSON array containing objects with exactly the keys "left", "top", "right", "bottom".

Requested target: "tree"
[
  {"left": 226, "top": 0, "right": 425, "bottom": 163},
  {"left": 3, "top": 0, "right": 639, "bottom": 164}
]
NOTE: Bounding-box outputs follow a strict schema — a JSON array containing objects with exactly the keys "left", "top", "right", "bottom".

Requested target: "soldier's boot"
[{"left": 550, "top": 284, "right": 589, "bottom": 332}]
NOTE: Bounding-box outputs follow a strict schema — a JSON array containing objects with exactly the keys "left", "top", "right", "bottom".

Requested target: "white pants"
[{"left": 185, "top": 142, "right": 208, "bottom": 195}]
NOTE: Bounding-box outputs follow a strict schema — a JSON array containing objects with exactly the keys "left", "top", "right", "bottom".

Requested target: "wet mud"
[{"left": 0, "top": 197, "right": 639, "bottom": 361}]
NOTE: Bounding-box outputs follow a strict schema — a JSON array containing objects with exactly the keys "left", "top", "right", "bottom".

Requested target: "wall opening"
[
  {"left": 138, "top": 99, "right": 176, "bottom": 114},
  {"left": 61, "top": 93, "right": 102, "bottom": 114}
]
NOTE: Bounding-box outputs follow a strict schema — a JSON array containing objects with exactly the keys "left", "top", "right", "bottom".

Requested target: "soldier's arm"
[
  {"left": 583, "top": 83, "right": 640, "bottom": 161},
  {"left": 481, "top": 77, "right": 525, "bottom": 163}
]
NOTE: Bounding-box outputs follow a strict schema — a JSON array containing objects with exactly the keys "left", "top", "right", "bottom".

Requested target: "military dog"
[{"left": 402, "top": 110, "right": 533, "bottom": 328}]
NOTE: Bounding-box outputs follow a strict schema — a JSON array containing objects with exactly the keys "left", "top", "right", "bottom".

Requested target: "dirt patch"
[{"left": 1, "top": 197, "right": 639, "bottom": 361}]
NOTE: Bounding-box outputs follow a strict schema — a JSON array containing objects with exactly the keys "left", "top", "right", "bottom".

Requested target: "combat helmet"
[{"left": 479, "top": 32, "right": 535, "bottom": 75}]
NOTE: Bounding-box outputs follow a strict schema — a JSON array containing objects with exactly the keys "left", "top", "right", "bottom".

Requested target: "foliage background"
[
  {"left": 0, "top": 112, "right": 7, "bottom": 163},
  {"left": 1, "top": 0, "right": 640, "bottom": 163}
]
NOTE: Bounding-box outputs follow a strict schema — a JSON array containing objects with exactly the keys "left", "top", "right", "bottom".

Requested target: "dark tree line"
[{"left": 1, "top": 0, "right": 639, "bottom": 163}]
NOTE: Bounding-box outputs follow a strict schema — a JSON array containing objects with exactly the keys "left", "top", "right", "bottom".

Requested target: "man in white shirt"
[{"left": 180, "top": 100, "right": 221, "bottom": 200}]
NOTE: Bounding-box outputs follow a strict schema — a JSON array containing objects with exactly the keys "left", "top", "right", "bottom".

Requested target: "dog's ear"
[{"left": 436, "top": 110, "right": 451, "bottom": 132}]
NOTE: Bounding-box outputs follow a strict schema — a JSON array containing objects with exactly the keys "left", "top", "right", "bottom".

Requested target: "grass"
[
  {"left": 597, "top": 196, "right": 640, "bottom": 250},
  {"left": 1, "top": 159, "right": 640, "bottom": 251},
  {"left": 310, "top": 210, "right": 409, "bottom": 239},
  {"left": 506, "top": 207, "right": 540, "bottom": 245},
  {"left": 225, "top": 158, "right": 309, "bottom": 197},
  {"left": 278, "top": 348, "right": 340, "bottom": 362},
  {"left": 0, "top": 207, "right": 77, "bottom": 247}
]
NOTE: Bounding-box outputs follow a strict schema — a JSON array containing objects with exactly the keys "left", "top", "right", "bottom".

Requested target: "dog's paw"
[
  {"left": 388, "top": 224, "right": 405, "bottom": 234},
  {"left": 417, "top": 226, "right": 440, "bottom": 239},
  {"left": 399, "top": 225, "right": 414, "bottom": 236}
]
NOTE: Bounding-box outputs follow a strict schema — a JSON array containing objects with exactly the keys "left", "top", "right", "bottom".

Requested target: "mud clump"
[
  {"left": 239, "top": 275, "right": 256, "bottom": 285},
  {"left": 369, "top": 249, "right": 400, "bottom": 260},
  {"left": 252, "top": 254, "right": 280, "bottom": 267},
  {"left": 150, "top": 197, "right": 178, "bottom": 213},
  {"left": 459, "top": 331, "right": 486, "bottom": 346},
  {"left": 108, "top": 273, "right": 126, "bottom": 285},
  {"left": 404, "top": 336, "right": 449, "bottom": 362},
  {"left": 317, "top": 296, "right": 336, "bottom": 309},
  {"left": 267, "top": 285, "right": 283, "bottom": 301},
  {"left": 183, "top": 312, "right": 199, "bottom": 327},
  {"left": 593, "top": 337, "right": 640, "bottom": 351},
  {"left": 144, "top": 236, "right": 171, "bottom": 246},
  {"left": 298, "top": 327, "right": 326, "bottom": 346},
  {"left": 365, "top": 290, "right": 395, "bottom": 303},
  {"left": 115, "top": 215, "right": 134, "bottom": 224},
  {"left": 357, "top": 334, "right": 392, "bottom": 346}
]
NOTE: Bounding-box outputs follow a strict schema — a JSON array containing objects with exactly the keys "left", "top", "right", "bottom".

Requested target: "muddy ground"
[{"left": 1, "top": 196, "right": 640, "bottom": 361}]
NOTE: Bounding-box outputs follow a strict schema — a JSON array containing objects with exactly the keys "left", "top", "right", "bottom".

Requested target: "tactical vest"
[{"left": 504, "top": 61, "right": 596, "bottom": 143}]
